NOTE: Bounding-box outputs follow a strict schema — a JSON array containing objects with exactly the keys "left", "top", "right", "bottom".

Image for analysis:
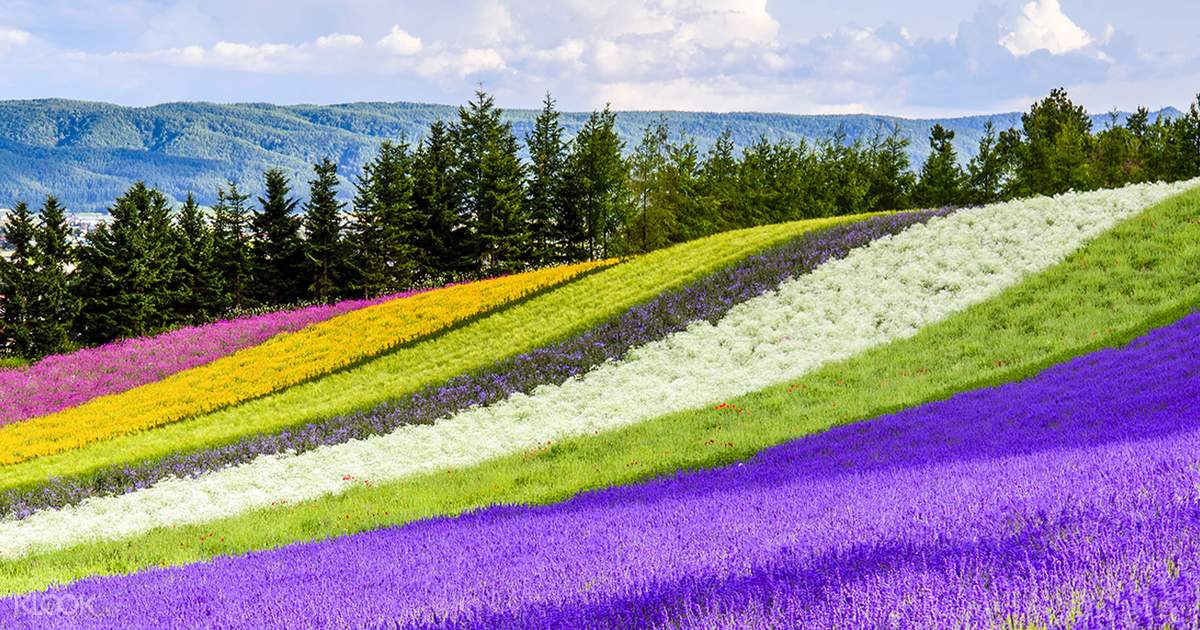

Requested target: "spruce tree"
[
  {"left": 211, "top": 183, "right": 255, "bottom": 311},
  {"left": 302, "top": 159, "right": 346, "bottom": 302},
  {"left": 818, "top": 129, "right": 871, "bottom": 216},
  {"left": 347, "top": 141, "right": 422, "bottom": 296},
  {"left": 412, "top": 121, "right": 461, "bottom": 279},
  {"left": 0, "top": 202, "right": 37, "bottom": 356},
  {"left": 913, "top": 124, "right": 965, "bottom": 207},
  {"left": 173, "top": 194, "right": 222, "bottom": 322},
  {"left": 1174, "top": 95, "right": 1200, "bottom": 180},
  {"left": 252, "top": 169, "right": 305, "bottom": 305},
  {"left": 524, "top": 93, "right": 568, "bottom": 265},
  {"left": 1012, "top": 88, "right": 1093, "bottom": 196},
  {"left": 864, "top": 126, "right": 915, "bottom": 212},
  {"left": 1091, "top": 113, "right": 1138, "bottom": 189},
  {"left": 453, "top": 91, "right": 528, "bottom": 275},
  {"left": 565, "top": 106, "right": 626, "bottom": 260},
  {"left": 74, "top": 183, "right": 177, "bottom": 343},
  {"left": 625, "top": 120, "right": 672, "bottom": 254},
  {"left": 966, "top": 122, "right": 1007, "bottom": 204},
  {"left": 698, "top": 129, "right": 739, "bottom": 232},
  {"left": 28, "top": 196, "right": 78, "bottom": 355},
  {"left": 661, "top": 138, "right": 703, "bottom": 243}
]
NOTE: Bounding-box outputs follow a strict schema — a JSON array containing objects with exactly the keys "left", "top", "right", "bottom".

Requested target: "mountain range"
[{"left": 0, "top": 99, "right": 1183, "bottom": 212}]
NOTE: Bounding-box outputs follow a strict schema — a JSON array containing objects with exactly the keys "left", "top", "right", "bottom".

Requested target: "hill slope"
[{"left": 0, "top": 98, "right": 1180, "bottom": 211}]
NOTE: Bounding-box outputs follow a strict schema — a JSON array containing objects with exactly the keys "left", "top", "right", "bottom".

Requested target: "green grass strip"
[
  {"left": 0, "top": 215, "right": 869, "bottom": 493},
  {"left": 2, "top": 187, "right": 1198, "bottom": 595}
]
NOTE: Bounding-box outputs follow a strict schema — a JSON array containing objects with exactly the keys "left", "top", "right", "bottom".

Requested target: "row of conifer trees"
[{"left": 2, "top": 87, "right": 1198, "bottom": 359}]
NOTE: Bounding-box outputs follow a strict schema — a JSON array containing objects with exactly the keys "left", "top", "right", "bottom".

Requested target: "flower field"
[
  {"left": 0, "top": 214, "right": 868, "bottom": 496},
  {"left": 0, "top": 292, "right": 410, "bottom": 426},
  {"left": 0, "top": 210, "right": 947, "bottom": 521},
  {"left": 6, "top": 311, "right": 1196, "bottom": 627},
  {"left": 0, "top": 260, "right": 608, "bottom": 465},
  {"left": 2, "top": 179, "right": 1199, "bottom": 625}
]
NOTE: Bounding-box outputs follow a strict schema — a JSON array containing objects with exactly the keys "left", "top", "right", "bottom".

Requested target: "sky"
[{"left": 0, "top": 0, "right": 1196, "bottom": 117}]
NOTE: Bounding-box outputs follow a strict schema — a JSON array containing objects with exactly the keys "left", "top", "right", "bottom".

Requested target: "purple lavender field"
[{"left": 6, "top": 308, "right": 1197, "bottom": 628}]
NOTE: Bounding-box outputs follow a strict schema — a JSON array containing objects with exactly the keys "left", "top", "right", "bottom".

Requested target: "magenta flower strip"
[{"left": 0, "top": 292, "right": 421, "bottom": 425}]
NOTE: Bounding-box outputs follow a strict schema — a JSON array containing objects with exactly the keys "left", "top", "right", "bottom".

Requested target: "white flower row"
[{"left": 4, "top": 180, "right": 1193, "bottom": 559}]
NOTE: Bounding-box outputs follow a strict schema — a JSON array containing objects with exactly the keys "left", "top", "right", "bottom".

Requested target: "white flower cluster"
[{"left": 4, "top": 180, "right": 1193, "bottom": 558}]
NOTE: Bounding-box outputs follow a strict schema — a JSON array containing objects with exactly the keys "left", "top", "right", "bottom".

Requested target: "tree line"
[{"left": 2, "top": 88, "right": 1199, "bottom": 359}]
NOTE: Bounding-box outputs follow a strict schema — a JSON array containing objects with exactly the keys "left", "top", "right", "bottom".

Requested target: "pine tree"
[
  {"left": 1091, "top": 113, "right": 1138, "bottom": 189},
  {"left": 0, "top": 202, "right": 37, "bottom": 356},
  {"left": 913, "top": 124, "right": 965, "bottom": 207},
  {"left": 453, "top": 91, "right": 528, "bottom": 275},
  {"left": 818, "top": 129, "right": 871, "bottom": 216},
  {"left": 74, "top": 183, "right": 177, "bottom": 343},
  {"left": 625, "top": 120, "right": 672, "bottom": 254},
  {"left": 524, "top": 93, "right": 568, "bottom": 265},
  {"left": 173, "top": 194, "right": 222, "bottom": 322},
  {"left": 1174, "top": 94, "right": 1200, "bottom": 180},
  {"left": 697, "top": 129, "right": 739, "bottom": 232},
  {"left": 565, "top": 106, "right": 626, "bottom": 260},
  {"left": 211, "top": 183, "right": 255, "bottom": 311},
  {"left": 302, "top": 159, "right": 346, "bottom": 302},
  {"left": 966, "top": 122, "right": 1007, "bottom": 204},
  {"left": 252, "top": 169, "right": 304, "bottom": 305},
  {"left": 27, "top": 196, "right": 78, "bottom": 355},
  {"left": 412, "top": 121, "right": 461, "bottom": 279},
  {"left": 661, "top": 137, "right": 703, "bottom": 243},
  {"left": 347, "top": 141, "right": 422, "bottom": 296},
  {"left": 1012, "top": 88, "right": 1093, "bottom": 196},
  {"left": 864, "top": 126, "right": 915, "bottom": 211}
]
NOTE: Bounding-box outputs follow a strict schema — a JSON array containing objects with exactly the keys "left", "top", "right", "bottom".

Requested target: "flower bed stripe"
[
  {"left": 0, "top": 210, "right": 947, "bottom": 520},
  {"left": 0, "top": 294, "right": 414, "bottom": 426},
  {"left": 5, "top": 310, "right": 1197, "bottom": 628},
  {"left": 1, "top": 181, "right": 1197, "bottom": 594},
  {"left": 2, "top": 180, "right": 1185, "bottom": 560},
  {"left": 0, "top": 217, "right": 865, "bottom": 495},
  {"left": 0, "top": 261, "right": 609, "bottom": 466}
]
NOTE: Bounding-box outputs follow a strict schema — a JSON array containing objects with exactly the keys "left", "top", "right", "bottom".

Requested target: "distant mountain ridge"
[{"left": 0, "top": 98, "right": 1182, "bottom": 212}]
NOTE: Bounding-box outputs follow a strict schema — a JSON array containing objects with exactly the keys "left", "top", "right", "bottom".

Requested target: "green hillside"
[{"left": 0, "top": 98, "right": 1178, "bottom": 211}]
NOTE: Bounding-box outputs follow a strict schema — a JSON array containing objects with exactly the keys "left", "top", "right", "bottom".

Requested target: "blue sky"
[{"left": 0, "top": 0, "right": 1196, "bottom": 116}]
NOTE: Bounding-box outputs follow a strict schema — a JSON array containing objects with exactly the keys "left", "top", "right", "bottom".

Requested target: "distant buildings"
[{"left": 0, "top": 208, "right": 106, "bottom": 252}]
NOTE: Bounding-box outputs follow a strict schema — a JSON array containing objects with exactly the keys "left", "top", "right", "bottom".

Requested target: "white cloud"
[
  {"left": 472, "top": 0, "right": 518, "bottom": 45},
  {"left": 376, "top": 26, "right": 422, "bottom": 55},
  {"left": 416, "top": 47, "right": 506, "bottom": 79},
  {"left": 671, "top": 0, "right": 779, "bottom": 49},
  {"left": 315, "top": 33, "right": 364, "bottom": 50},
  {"left": 0, "top": 27, "right": 33, "bottom": 55},
  {"left": 999, "top": 0, "right": 1093, "bottom": 56}
]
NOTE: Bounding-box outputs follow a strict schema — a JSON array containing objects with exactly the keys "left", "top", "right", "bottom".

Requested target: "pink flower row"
[{"left": 0, "top": 292, "right": 423, "bottom": 426}]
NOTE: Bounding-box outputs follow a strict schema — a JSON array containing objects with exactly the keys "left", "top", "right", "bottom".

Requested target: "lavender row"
[
  {"left": 0, "top": 291, "right": 414, "bottom": 426},
  {"left": 0, "top": 209, "right": 949, "bottom": 520},
  {"left": 7, "top": 310, "right": 1197, "bottom": 628}
]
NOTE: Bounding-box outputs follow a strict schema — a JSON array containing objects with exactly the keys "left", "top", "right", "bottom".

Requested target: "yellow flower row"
[{"left": 0, "top": 261, "right": 612, "bottom": 466}]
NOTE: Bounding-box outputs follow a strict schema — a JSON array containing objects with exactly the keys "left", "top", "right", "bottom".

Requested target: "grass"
[
  {"left": 0, "top": 358, "right": 26, "bottom": 370},
  {"left": 0, "top": 214, "right": 868, "bottom": 494},
  {"left": 2, "top": 186, "right": 1197, "bottom": 595}
]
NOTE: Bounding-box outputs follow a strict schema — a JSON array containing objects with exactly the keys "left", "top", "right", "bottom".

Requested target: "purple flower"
[{"left": 5, "top": 310, "right": 1197, "bottom": 628}]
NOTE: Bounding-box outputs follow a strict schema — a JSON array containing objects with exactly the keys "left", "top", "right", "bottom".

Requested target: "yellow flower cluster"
[{"left": 0, "top": 261, "right": 611, "bottom": 466}]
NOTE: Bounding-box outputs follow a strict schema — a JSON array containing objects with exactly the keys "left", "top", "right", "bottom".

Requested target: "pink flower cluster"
[{"left": 0, "top": 292, "right": 421, "bottom": 426}]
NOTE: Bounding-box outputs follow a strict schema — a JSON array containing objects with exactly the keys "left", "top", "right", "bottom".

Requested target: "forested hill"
[{"left": 0, "top": 98, "right": 1182, "bottom": 212}]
